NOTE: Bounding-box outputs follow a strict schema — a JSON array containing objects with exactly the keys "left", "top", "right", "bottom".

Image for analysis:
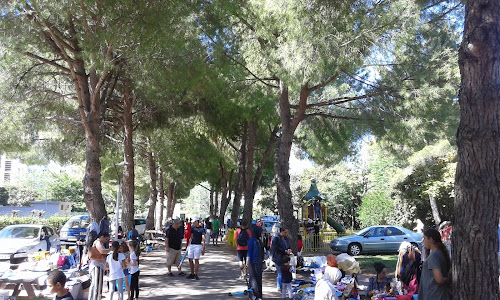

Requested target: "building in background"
[{"left": 0, "top": 154, "right": 28, "bottom": 187}]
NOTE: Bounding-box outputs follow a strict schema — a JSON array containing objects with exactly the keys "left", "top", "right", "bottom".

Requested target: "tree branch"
[
  {"left": 307, "top": 71, "right": 342, "bottom": 93},
  {"left": 291, "top": 91, "right": 386, "bottom": 110},
  {"left": 30, "top": 116, "right": 82, "bottom": 124},
  {"left": 24, "top": 52, "right": 71, "bottom": 73},
  {"left": 200, "top": 28, "right": 278, "bottom": 89},
  {"left": 304, "top": 113, "right": 383, "bottom": 122}
]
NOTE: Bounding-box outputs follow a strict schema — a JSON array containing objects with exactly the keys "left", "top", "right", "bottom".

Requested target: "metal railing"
[{"left": 301, "top": 231, "right": 341, "bottom": 253}]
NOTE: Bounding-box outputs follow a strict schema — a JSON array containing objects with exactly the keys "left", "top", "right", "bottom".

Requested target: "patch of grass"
[{"left": 355, "top": 254, "right": 398, "bottom": 276}]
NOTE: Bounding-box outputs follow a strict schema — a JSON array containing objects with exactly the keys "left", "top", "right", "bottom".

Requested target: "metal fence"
[{"left": 301, "top": 231, "right": 344, "bottom": 253}]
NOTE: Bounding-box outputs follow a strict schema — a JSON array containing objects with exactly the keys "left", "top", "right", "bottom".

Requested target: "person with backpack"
[
  {"left": 128, "top": 225, "right": 139, "bottom": 241},
  {"left": 234, "top": 221, "right": 252, "bottom": 279}
]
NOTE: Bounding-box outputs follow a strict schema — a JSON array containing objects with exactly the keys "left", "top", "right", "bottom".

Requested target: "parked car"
[
  {"left": 111, "top": 218, "right": 147, "bottom": 238},
  {"left": 261, "top": 221, "right": 279, "bottom": 234},
  {"left": 59, "top": 215, "right": 90, "bottom": 242},
  {"left": 0, "top": 224, "right": 61, "bottom": 267},
  {"left": 330, "top": 225, "right": 423, "bottom": 256}
]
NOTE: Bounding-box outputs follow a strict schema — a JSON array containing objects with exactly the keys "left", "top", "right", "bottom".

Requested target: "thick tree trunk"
[
  {"left": 214, "top": 190, "right": 219, "bottom": 218},
  {"left": 230, "top": 135, "right": 246, "bottom": 228},
  {"left": 219, "top": 164, "right": 233, "bottom": 224},
  {"left": 209, "top": 188, "right": 215, "bottom": 217},
  {"left": 429, "top": 195, "right": 441, "bottom": 226},
  {"left": 274, "top": 82, "right": 302, "bottom": 254},
  {"left": 156, "top": 168, "right": 165, "bottom": 230},
  {"left": 166, "top": 182, "right": 176, "bottom": 219},
  {"left": 121, "top": 84, "right": 135, "bottom": 233},
  {"left": 242, "top": 120, "right": 257, "bottom": 224},
  {"left": 145, "top": 152, "right": 157, "bottom": 230},
  {"left": 83, "top": 114, "right": 107, "bottom": 222},
  {"left": 453, "top": 1, "right": 500, "bottom": 298}
]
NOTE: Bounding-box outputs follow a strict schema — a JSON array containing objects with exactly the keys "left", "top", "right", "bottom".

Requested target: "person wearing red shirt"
[
  {"left": 234, "top": 222, "right": 252, "bottom": 279},
  {"left": 184, "top": 218, "right": 192, "bottom": 249}
]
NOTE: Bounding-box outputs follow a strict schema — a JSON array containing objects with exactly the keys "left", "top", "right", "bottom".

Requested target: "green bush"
[{"left": 0, "top": 216, "right": 71, "bottom": 232}]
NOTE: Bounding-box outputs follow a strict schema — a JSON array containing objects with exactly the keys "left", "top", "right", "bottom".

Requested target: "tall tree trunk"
[
  {"left": 21, "top": 6, "right": 112, "bottom": 223},
  {"left": 274, "top": 81, "right": 306, "bottom": 254},
  {"left": 166, "top": 182, "right": 176, "bottom": 219},
  {"left": 429, "top": 194, "right": 441, "bottom": 226},
  {"left": 219, "top": 164, "right": 234, "bottom": 223},
  {"left": 453, "top": 1, "right": 500, "bottom": 298},
  {"left": 209, "top": 187, "right": 214, "bottom": 217},
  {"left": 156, "top": 168, "right": 165, "bottom": 230},
  {"left": 145, "top": 152, "right": 157, "bottom": 230},
  {"left": 214, "top": 189, "right": 219, "bottom": 218},
  {"left": 242, "top": 120, "right": 257, "bottom": 224},
  {"left": 83, "top": 112, "right": 106, "bottom": 222},
  {"left": 230, "top": 133, "right": 246, "bottom": 228},
  {"left": 121, "top": 83, "right": 135, "bottom": 233}
]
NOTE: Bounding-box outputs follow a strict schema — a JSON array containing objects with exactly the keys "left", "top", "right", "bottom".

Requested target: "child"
[
  {"left": 105, "top": 241, "right": 126, "bottom": 300},
  {"left": 47, "top": 270, "right": 74, "bottom": 300},
  {"left": 385, "top": 282, "right": 396, "bottom": 296},
  {"left": 128, "top": 240, "right": 140, "bottom": 300},
  {"left": 119, "top": 242, "right": 131, "bottom": 300},
  {"left": 280, "top": 255, "right": 293, "bottom": 299}
]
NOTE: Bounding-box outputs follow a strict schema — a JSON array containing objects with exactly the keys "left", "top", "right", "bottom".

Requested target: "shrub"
[{"left": 0, "top": 216, "right": 71, "bottom": 232}]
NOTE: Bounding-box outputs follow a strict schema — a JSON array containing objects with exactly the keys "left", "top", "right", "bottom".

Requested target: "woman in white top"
[
  {"left": 105, "top": 241, "right": 126, "bottom": 300},
  {"left": 314, "top": 266, "right": 342, "bottom": 300}
]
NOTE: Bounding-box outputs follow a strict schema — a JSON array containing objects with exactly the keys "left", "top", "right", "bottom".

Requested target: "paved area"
[{"left": 136, "top": 243, "right": 283, "bottom": 299}]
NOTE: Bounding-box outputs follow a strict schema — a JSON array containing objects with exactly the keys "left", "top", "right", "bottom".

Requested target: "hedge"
[{"left": 0, "top": 216, "right": 71, "bottom": 232}]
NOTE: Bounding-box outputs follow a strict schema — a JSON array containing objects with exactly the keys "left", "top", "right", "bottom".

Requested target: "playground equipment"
[{"left": 300, "top": 179, "right": 345, "bottom": 234}]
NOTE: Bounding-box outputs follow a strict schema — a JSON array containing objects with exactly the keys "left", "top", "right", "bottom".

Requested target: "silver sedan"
[{"left": 330, "top": 225, "right": 423, "bottom": 256}]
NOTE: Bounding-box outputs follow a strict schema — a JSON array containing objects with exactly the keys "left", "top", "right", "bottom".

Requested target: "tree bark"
[
  {"left": 274, "top": 81, "right": 307, "bottom": 254},
  {"left": 145, "top": 152, "right": 157, "bottom": 230},
  {"left": 453, "top": 1, "right": 500, "bottom": 298},
  {"left": 166, "top": 182, "right": 176, "bottom": 219},
  {"left": 214, "top": 189, "right": 219, "bottom": 218},
  {"left": 156, "top": 168, "right": 165, "bottom": 230},
  {"left": 209, "top": 187, "right": 215, "bottom": 217},
  {"left": 429, "top": 194, "right": 441, "bottom": 227},
  {"left": 219, "top": 164, "right": 234, "bottom": 224},
  {"left": 230, "top": 132, "right": 246, "bottom": 228},
  {"left": 242, "top": 120, "right": 257, "bottom": 224},
  {"left": 121, "top": 83, "right": 135, "bottom": 233}
]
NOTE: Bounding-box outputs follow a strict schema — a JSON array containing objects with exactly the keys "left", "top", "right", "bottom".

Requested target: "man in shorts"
[
  {"left": 186, "top": 216, "right": 206, "bottom": 280},
  {"left": 234, "top": 221, "right": 252, "bottom": 279},
  {"left": 165, "top": 219, "right": 186, "bottom": 277}
]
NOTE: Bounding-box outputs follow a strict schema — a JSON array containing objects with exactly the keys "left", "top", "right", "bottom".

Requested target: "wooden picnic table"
[{"left": 0, "top": 270, "right": 48, "bottom": 298}]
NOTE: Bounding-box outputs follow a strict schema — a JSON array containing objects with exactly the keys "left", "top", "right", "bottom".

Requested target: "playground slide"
[{"left": 327, "top": 216, "right": 345, "bottom": 233}]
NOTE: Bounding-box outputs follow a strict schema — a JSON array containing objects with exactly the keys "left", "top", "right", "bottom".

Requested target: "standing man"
[
  {"left": 186, "top": 216, "right": 206, "bottom": 280},
  {"left": 270, "top": 227, "right": 292, "bottom": 292},
  {"left": 234, "top": 221, "right": 252, "bottom": 279},
  {"left": 165, "top": 219, "right": 186, "bottom": 277},
  {"left": 212, "top": 216, "right": 220, "bottom": 246}
]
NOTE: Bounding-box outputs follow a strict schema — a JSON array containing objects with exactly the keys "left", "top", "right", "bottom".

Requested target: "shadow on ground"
[{"left": 136, "top": 243, "right": 283, "bottom": 300}]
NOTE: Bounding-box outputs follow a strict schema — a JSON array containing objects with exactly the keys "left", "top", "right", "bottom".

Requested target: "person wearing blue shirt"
[
  {"left": 270, "top": 227, "right": 292, "bottom": 291},
  {"left": 246, "top": 225, "right": 264, "bottom": 300}
]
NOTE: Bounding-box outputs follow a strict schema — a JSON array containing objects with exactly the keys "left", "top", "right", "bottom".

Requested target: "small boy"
[
  {"left": 47, "top": 270, "right": 74, "bottom": 300},
  {"left": 280, "top": 255, "right": 293, "bottom": 299}
]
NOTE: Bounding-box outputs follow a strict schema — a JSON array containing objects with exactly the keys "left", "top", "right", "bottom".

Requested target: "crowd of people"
[{"left": 42, "top": 214, "right": 455, "bottom": 300}]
